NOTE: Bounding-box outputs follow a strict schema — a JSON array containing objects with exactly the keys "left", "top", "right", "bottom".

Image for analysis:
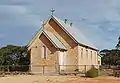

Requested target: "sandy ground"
[{"left": 0, "top": 75, "right": 120, "bottom": 83}]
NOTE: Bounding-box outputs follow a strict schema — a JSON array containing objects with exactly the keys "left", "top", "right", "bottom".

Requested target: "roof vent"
[
  {"left": 70, "top": 22, "right": 73, "bottom": 26},
  {"left": 64, "top": 19, "right": 68, "bottom": 24}
]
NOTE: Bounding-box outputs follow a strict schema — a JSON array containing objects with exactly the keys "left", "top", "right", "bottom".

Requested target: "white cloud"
[{"left": 0, "top": 0, "right": 120, "bottom": 49}]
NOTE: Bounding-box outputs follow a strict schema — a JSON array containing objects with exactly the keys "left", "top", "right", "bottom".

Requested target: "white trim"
[{"left": 58, "top": 51, "right": 66, "bottom": 70}]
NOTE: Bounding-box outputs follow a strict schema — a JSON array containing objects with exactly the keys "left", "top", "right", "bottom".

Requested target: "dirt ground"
[{"left": 0, "top": 75, "right": 120, "bottom": 83}]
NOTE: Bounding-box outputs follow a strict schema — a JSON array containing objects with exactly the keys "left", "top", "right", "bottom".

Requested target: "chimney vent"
[
  {"left": 70, "top": 22, "right": 73, "bottom": 26},
  {"left": 64, "top": 19, "right": 68, "bottom": 23}
]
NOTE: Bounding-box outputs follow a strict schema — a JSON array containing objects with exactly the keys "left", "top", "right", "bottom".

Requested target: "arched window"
[
  {"left": 94, "top": 52, "right": 97, "bottom": 63},
  {"left": 81, "top": 48, "right": 83, "bottom": 59},
  {"left": 91, "top": 51, "right": 92, "bottom": 59},
  {"left": 91, "top": 51, "right": 92, "bottom": 64},
  {"left": 42, "top": 45, "right": 46, "bottom": 59},
  {"left": 86, "top": 49, "right": 88, "bottom": 59}
]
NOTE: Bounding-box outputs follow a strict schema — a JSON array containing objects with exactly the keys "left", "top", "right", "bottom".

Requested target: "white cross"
[{"left": 50, "top": 8, "right": 55, "bottom": 15}]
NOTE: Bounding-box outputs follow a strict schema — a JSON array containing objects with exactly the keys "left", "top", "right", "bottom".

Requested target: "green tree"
[
  {"left": 116, "top": 36, "right": 120, "bottom": 50},
  {"left": 0, "top": 45, "right": 30, "bottom": 71},
  {"left": 100, "top": 36, "right": 120, "bottom": 67}
]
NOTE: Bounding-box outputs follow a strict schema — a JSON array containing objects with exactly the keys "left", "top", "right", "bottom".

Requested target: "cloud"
[
  {"left": 0, "top": 0, "right": 120, "bottom": 49},
  {"left": 0, "top": 0, "right": 32, "bottom": 5}
]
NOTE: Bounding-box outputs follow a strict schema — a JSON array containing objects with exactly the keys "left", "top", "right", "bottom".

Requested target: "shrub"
[
  {"left": 86, "top": 67, "right": 99, "bottom": 78},
  {"left": 74, "top": 69, "right": 79, "bottom": 71}
]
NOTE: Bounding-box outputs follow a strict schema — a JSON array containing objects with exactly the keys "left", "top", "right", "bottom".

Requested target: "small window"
[
  {"left": 94, "top": 52, "right": 96, "bottom": 56},
  {"left": 98, "top": 61, "right": 100, "bottom": 64},
  {"left": 91, "top": 51, "right": 92, "bottom": 60},
  {"left": 91, "top": 51, "right": 93, "bottom": 64},
  {"left": 41, "top": 45, "right": 46, "bottom": 59},
  {"left": 94, "top": 52, "right": 97, "bottom": 63},
  {"left": 86, "top": 49, "right": 88, "bottom": 58},
  {"left": 81, "top": 48, "right": 83, "bottom": 58}
]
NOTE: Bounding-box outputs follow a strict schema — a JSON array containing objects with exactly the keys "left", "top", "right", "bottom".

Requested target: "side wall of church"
[{"left": 78, "top": 45, "right": 98, "bottom": 72}]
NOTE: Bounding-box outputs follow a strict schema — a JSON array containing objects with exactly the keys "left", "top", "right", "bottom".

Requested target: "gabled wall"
[
  {"left": 29, "top": 33, "right": 58, "bottom": 73},
  {"left": 45, "top": 18, "right": 77, "bottom": 48},
  {"left": 44, "top": 18, "right": 79, "bottom": 70}
]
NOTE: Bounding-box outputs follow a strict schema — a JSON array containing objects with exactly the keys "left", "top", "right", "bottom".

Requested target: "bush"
[{"left": 86, "top": 67, "right": 99, "bottom": 78}]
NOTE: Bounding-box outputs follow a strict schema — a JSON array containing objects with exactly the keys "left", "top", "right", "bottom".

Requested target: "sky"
[{"left": 0, "top": 0, "right": 120, "bottom": 50}]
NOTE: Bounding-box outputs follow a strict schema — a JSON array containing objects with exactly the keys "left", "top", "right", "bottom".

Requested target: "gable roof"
[
  {"left": 27, "top": 26, "right": 66, "bottom": 50},
  {"left": 51, "top": 16, "right": 98, "bottom": 50},
  {"left": 43, "top": 30, "right": 66, "bottom": 50},
  {"left": 27, "top": 26, "right": 43, "bottom": 48},
  {"left": 28, "top": 15, "right": 98, "bottom": 51}
]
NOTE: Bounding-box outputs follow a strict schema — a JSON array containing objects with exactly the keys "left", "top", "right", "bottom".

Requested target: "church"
[{"left": 27, "top": 15, "right": 101, "bottom": 74}]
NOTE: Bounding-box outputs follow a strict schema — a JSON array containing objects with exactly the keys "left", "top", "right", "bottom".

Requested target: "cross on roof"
[{"left": 50, "top": 8, "right": 55, "bottom": 16}]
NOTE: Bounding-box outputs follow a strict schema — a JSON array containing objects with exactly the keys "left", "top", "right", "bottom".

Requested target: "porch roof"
[{"left": 43, "top": 30, "right": 66, "bottom": 50}]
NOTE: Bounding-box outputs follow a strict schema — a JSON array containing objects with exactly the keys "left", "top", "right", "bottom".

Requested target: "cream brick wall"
[
  {"left": 44, "top": 18, "right": 79, "bottom": 70},
  {"left": 28, "top": 17, "right": 100, "bottom": 73},
  {"left": 29, "top": 33, "right": 59, "bottom": 73},
  {"left": 78, "top": 46, "right": 99, "bottom": 71}
]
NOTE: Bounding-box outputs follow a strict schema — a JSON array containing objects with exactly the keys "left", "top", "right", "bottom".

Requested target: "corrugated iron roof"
[
  {"left": 28, "top": 15, "right": 98, "bottom": 50},
  {"left": 43, "top": 30, "right": 66, "bottom": 49},
  {"left": 52, "top": 16, "right": 98, "bottom": 50}
]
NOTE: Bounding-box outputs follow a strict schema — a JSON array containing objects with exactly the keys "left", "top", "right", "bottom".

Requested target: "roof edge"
[
  {"left": 43, "top": 31, "right": 66, "bottom": 50},
  {"left": 27, "top": 27, "right": 43, "bottom": 48},
  {"left": 51, "top": 16, "right": 98, "bottom": 50}
]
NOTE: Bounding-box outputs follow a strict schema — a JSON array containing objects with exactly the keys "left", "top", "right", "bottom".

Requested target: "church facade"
[{"left": 27, "top": 15, "right": 101, "bottom": 74}]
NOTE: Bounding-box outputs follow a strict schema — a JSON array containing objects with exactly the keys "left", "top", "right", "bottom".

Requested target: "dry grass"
[{"left": 0, "top": 75, "right": 120, "bottom": 83}]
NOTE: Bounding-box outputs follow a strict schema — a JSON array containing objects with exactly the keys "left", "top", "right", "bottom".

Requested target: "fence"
[
  {"left": 99, "top": 65, "right": 120, "bottom": 76},
  {"left": 0, "top": 65, "right": 119, "bottom": 77},
  {"left": 0, "top": 65, "right": 101, "bottom": 76}
]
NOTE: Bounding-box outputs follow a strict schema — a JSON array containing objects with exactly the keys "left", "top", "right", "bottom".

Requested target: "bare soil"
[{"left": 0, "top": 75, "right": 120, "bottom": 83}]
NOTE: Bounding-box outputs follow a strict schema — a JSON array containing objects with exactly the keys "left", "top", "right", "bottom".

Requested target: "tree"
[
  {"left": 116, "top": 36, "right": 120, "bottom": 50},
  {"left": 100, "top": 36, "right": 120, "bottom": 68},
  {"left": 0, "top": 45, "right": 30, "bottom": 71}
]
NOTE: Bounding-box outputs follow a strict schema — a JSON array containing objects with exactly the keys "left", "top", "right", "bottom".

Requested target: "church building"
[{"left": 27, "top": 15, "right": 101, "bottom": 74}]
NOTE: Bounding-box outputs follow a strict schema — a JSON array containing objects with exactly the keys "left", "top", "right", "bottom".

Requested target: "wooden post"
[
  {"left": 58, "top": 65, "right": 60, "bottom": 74},
  {"left": 43, "top": 65, "right": 45, "bottom": 75},
  {"left": 85, "top": 65, "right": 87, "bottom": 77}
]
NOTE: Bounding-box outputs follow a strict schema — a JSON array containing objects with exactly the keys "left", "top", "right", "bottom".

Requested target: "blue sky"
[{"left": 0, "top": 0, "right": 120, "bottom": 50}]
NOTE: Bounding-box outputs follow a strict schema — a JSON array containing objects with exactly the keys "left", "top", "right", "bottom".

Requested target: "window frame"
[{"left": 42, "top": 45, "right": 47, "bottom": 59}]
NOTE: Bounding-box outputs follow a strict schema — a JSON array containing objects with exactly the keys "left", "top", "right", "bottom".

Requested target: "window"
[
  {"left": 91, "top": 51, "right": 92, "bottom": 58},
  {"left": 81, "top": 48, "right": 83, "bottom": 58},
  {"left": 86, "top": 49, "right": 88, "bottom": 59},
  {"left": 94, "top": 52, "right": 97, "bottom": 63},
  {"left": 98, "top": 61, "right": 100, "bottom": 64},
  {"left": 91, "top": 51, "right": 92, "bottom": 63},
  {"left": 41, "top": 45, "right": 46, "bottom": 59}
]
